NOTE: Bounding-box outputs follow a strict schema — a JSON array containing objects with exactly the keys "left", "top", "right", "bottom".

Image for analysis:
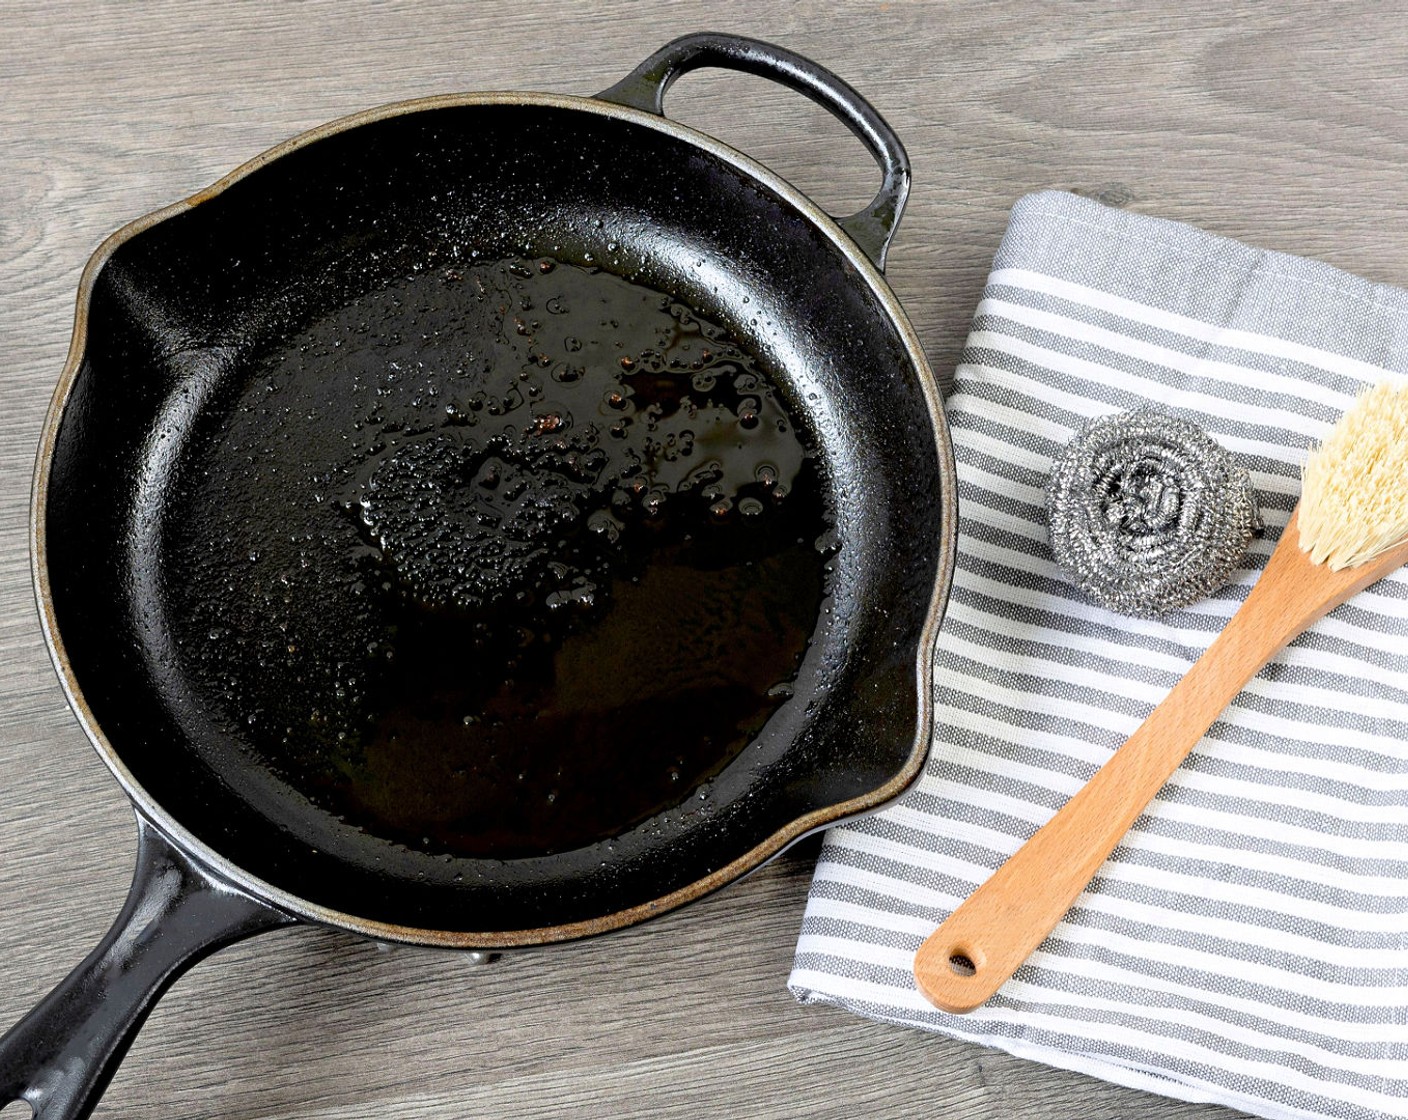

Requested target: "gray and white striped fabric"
[{"left": 789, "top": 190, "right": 1408, "bottom": 1120}]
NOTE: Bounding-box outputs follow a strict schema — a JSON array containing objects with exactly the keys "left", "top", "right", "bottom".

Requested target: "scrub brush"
[{"left": 914, "top": 380, "right": 1408, "bottom": 1013}]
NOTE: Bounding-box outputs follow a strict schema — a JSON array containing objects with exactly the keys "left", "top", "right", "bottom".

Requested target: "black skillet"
[{"left": 2, "top": 32, "right": 956, "bottom": 1119}]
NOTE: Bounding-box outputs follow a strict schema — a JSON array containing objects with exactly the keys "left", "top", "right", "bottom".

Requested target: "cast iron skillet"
[{"left": 1, "top": 32, "right": 956, "bottom": 1120}]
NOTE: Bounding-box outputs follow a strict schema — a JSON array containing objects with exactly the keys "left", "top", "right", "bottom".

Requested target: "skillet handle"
[
  {"left": 0, "top": 811, "right": 294, "bottom": 1120},
  {"left": 598, "top": 31, "right": 911, "bottom": 271}
]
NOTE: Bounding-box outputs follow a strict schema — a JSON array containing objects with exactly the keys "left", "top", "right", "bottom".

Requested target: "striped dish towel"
[{"left": 789, "top": 189, "right": 1408, "bottom": 1120}]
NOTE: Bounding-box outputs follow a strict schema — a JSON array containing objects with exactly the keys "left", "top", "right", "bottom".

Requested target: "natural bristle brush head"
[{"left": 1299, "top": 380, "right": 1408, "bottom": 571}]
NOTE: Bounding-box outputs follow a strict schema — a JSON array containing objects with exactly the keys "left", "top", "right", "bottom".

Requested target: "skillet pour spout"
[{"left": 6, "top": 31, "right": 956, "bottom": 1120}]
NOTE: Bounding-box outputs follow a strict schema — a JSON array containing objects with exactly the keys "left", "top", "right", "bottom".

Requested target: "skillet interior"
[{"left": 43, "top": 99, "right": 947, "bottom": 939}]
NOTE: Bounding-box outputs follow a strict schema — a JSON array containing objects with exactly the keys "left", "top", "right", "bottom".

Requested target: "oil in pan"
[{"left": 163, "top": 256, "right": 831, "bottom": 858}]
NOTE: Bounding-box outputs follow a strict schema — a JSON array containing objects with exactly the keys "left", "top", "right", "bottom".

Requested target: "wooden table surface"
[{"left": 4, "top": 3, "right": 1404, "bottom": 1117}]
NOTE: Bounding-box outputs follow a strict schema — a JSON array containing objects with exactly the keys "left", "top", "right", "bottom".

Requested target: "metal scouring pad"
[{"left": 1045, "top": 408, "right": 1262, "bottom": 617}]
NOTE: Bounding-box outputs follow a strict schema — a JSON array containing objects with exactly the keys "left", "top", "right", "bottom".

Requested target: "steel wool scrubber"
[{"left": 1044, "top": 408, "right": 1263, "bottom": 616}]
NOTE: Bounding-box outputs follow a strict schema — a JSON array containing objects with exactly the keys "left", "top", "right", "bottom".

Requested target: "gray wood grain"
[{"left": 3, "top": 1, "right": 1401, "bottom": 1116}]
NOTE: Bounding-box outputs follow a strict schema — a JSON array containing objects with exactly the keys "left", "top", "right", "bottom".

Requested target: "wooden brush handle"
[{"left": 913, "top": 513, "right": 1408, "bottom": 1013}]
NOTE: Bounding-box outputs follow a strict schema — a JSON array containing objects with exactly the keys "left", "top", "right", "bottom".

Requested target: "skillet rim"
[{"left": 29, "top": 87, "right": 959, "bottom": 948}]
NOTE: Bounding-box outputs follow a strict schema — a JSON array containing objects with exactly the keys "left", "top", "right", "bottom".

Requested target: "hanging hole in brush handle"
[
  {"left": 0, "top": 812, "right": 295, "bottom": 1120},
  {"left": 597, "top": 32, "right": 911, "bottom": 271}
]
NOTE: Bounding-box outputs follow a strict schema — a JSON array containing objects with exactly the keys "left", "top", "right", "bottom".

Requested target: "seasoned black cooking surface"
[{"left": 162, "top": 259, "right": 829, "bottom": 857}]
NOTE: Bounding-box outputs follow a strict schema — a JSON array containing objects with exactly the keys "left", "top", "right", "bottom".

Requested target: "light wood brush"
[{"left": 914, "top": 380, "right": 1408, "bottom": 1014}]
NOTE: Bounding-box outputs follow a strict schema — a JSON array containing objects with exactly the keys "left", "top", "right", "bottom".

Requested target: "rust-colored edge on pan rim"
[{"left": 30, "top": 88, "right": 959, "bottom": 950}]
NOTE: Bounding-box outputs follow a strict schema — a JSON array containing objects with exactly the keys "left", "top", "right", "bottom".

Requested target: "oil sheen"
[{"left": 164, "top": 258, "right": 829, "bottom": 858}]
